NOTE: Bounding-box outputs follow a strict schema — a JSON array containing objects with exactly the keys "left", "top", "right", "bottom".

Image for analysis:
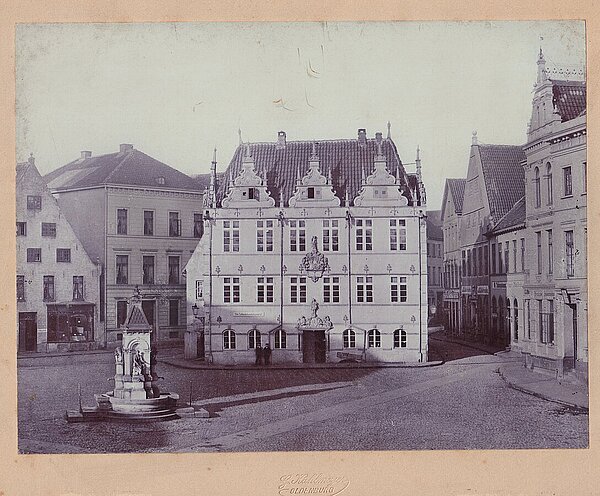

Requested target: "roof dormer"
[
  {"left": 288, "top": 142, "right": 340, "bottom": 208},
  {"left": 221, "top": 144, "right": 275, "bottom": 208}
]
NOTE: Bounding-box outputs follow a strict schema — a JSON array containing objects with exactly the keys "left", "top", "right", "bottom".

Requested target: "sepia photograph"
[{"left": 15, "top": 20, "right": 588, "bottom": 456}]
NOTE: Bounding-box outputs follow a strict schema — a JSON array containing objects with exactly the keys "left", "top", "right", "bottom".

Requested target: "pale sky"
[{"left": 16, "top": 21, "right": 585, "bottom": 210}]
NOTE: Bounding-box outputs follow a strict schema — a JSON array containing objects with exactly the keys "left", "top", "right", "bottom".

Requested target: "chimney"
[
  {"left": 81, "top": 151, "right": 92, "bottom": 160},
  {"left": 375, "top": 132, "right": 383, "bottom": 143},
  {"left": 120, "top": 143, "right": 134, "bottom": 153},
  {"left": 358, "top": 128, "right": 367, "bottom": 146},
  {"left": 471, "top": 131, "right": 478, "bottom": 146},
  {"left": 277, "top": 131, "right": 286, "bottom": 149}
]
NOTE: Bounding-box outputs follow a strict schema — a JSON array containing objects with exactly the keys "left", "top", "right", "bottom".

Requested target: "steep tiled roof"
[
  {"left": 16, "top": 161, "right": 30, "bottom": 185},
  {"left": 478, "top": 145, "right": 526, "bottom": 224},
  {"left": 426, "top": 214, "right": 443, "bottom": 241},
  {"left": 216, "top": 137, "right": 415, "bottom": 207},
  {"left": 44, "top": 147, "right": 203, "bottom": 192},
  {"left": 191, "top": 173, "right": 213, "bottom": 191},
  {"left": 447, "top": 178, "right": 466, "bottom": 214},
  {"left": 488, "top": 196, "right": 525, "bottom": 235},
  {"left": 551, "top": 80, "right": 586, "bottom": 122}
]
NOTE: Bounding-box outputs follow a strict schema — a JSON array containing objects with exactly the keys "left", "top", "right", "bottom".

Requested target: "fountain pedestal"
[{"left": 66, "top": 288, "right": 180, "bottom": 422}]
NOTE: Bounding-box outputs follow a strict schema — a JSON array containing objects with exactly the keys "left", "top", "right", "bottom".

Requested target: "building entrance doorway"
[
  {"left": 142, "top": 300, "right": 156, "bottom": 342},
  {"left": 302, "top": 330, "right": 326, "bottom": 363},
  {"left": 18, "top": 312, "right": 37, "bottom": 352}
]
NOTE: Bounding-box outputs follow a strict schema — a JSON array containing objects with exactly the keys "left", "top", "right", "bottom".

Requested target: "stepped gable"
[
  {"left": 478, "top": 144, "right": 526, "bottom": 224},
  {"left": 216, "top": 135, "right": 415, "bottom": 207}
]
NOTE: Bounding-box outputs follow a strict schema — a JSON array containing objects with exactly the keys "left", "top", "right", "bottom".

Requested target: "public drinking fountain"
[{"left": 66, "top": 287, "right": 182, "bottom": 422}]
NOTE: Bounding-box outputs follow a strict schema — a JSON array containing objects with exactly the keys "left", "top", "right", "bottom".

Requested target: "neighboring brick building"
[
  {"left": 44, "top": 144, "right": 204, "bottom": 347},
  {"left": 457, "top": 133, "right": 526, "bottom": 345},
  {"left": 17, "top": 156, "right": 100, "bottom": 352},
  {"left": 441, "top": 178, "right": 465, "bottom": 336},
  {"left": 486, "top": 197, "right": 526, "bottom": 348},
  {"left": 520, "top": 49, "right": 587, "bottom": 379},
  {"left": 186, "top": 130, "right": 428, "bottom": 365},
  {"left": 426, "top": 210, "right": 444, "bottom": 324}
]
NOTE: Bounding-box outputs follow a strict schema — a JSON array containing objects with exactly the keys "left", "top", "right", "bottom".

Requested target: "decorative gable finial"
[
  {"left": 245, "top": 142, "right": 251, "bottom": 158},
  {"left": 387, "top": 121, "right": 391, "bottom": 139},
  {"left": 472, "top": 130, "right": 478, "bottom": 146},
  {"left": 310, "top": 141, "right": 318, "bottom": 160},
  {"left": 238, "top": 128, "right": 243, "bottom": 145},
  {"left": 327, "top": 164, "right": 332, "bottom": 185},
  {"left": 537, "top": 46, "right": 547, "bottom": 84}
]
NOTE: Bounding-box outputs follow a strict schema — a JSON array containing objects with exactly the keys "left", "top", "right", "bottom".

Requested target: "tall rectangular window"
[
  {"left": 56, "top": 248, "right": 71, "bottom": 263},
  {"left": 356, "top": 219, "right": 372, "bottom": 251},
  {"left": 389, "top": 219, "right": 407, "bottom": 251},
  {"left": 27, "top": 248, "right": 41, "bottom": 263},
  {"left": 462, "top": 250, "right": 467, "bottom": 276},
  {"left": 117, "top": 208, "right": 127, "bottom": 235},
  {"left": 504, "top": 242, "right": 509, "bottom": 274},
  {"left": 323, "top": 220, "right": 339, "bottom": 251},
  {"left": 41, "top": 222, "right": 56, "bottom": 237},
  {"left": 116, "top": 255, "right": 128, "bottom": 284},
  {"left": 257, "top": 277, "right": 274, "bottom": 303},
  {"left": 142, "top": 256, "right": 155, "bottom": 284},
  {"left": 17, "top": 275, "right": 25, "bottom": 301},
  {"left": 117, "top": 301, "right": 128, "bottom": 328},
  {"left": 478, "top": 246, "right": 484, "bottom": 276},
  {"left": 27, "top": 195, "right": 42, "bottom": 210},
  {"left": 548, "top": 299, "right": 554, "bottom": 344},
  {"left": 473, "top": 248, "right": 478, "bottom": 276},
  {"left": 545, "top": 165, "right": 553, "bottom": 205},
  {"left": 565, "top": 230, "right": 574, "bottom": 277},
  {"left": 193, "top": 213, "right": 203, "bottom": 238},
  {"left": 323, "top": 276, "right": 340, "bottom": 303},
  {"left": 143, "top": 211, "right": 154, "bottom": 236},
  {"left": 583, "top": 162, "right": 587, "bottom": 193},
  {"left": 290, "top": 277, "right": 307, "bottom": 303},
  {"left": 72, "top": 276, "right": 84, "bottom": 300},
  {"left": 223, "top": 221, "right": 240, "bottom": 252},
  {"left": 563, "top": 166, "right": 573, "bottom": 196},
  {"left": 390, "top": 276, "right": 407, "bottom": 302},
  {"left": 536, "top": 232, "right": 542, "bottom": 274},
  {"left": 168, "top": 256, "right": 180, "bottom": 284},
  {"left": 169, "top": 299, "right": 179, "bottom": 326},
  {"left": 525, "top": 299, "right": 531, "bottom": 339},
  {"left": 289, "top": 220, "right": 306, "bottom": 252},
  {"left": 497, "top": 246, "right": 503, "bottom": 275},
  {"left": 547, "top": 230, "right": 553, "bottom": 274},
  {"left": 223, "top": 277, "right": 240, "bottom": 303},
  {"left": 512, "top": 240, "right": 517, "bottom": 273},
  {"left": 520, "top": 238, "right": 525, "bottom": 272},
  {"left": 16, "top": 222, "right": 27, "bottom": 236},
  {"left": 466, "top": 249, "right": 471, "bottom": 277},
  {"left": 169, "top": 212, "right": 181, "bottom": 237},
  {"left": 257, "top": 220, "right": 274, "bottom": 252},
  {"left": 491, "top": 245, "right": 496, "bottom": 274},
  {"left": 356, "top": 276, "right": 373, "bottom": 303},
  {"left": 43, "top": 275, "right": 55, "bottom": 302},
  {"left": 195, "top": 280, "right": 203, "bottom": 299},
  {"left": 538, "top": 300, "right": 544, "bottom": 343}
]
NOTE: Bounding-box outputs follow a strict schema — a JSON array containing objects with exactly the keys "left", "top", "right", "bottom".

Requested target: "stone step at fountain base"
[{"left": 65, "top": 392, "right": 180, "bottom": 423}]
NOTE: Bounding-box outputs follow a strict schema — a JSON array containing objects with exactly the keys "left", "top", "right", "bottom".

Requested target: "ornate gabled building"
[
  {"left": 520, "top": 49, "right": 587, "bottom": 380},
  {"left": 186, "top": 129, "right": 428, "bottom": 364}
]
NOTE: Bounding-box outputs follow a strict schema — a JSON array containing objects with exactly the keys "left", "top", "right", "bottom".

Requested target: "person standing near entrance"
[
  {"left": 255, "top": 343, "right": 263, "bottom": 366},
  {"left": 263, "top": 343, "right": 272, "bottom": 365}
]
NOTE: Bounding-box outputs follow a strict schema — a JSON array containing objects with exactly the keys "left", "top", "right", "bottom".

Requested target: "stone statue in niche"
[{"left": 132, "top": 350, "right": 145, "bottom": 377}]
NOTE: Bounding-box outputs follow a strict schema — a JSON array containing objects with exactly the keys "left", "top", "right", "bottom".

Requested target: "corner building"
[
  {"left": 186, "top": 130, "right": 428, "bottom": 364},
  {"left": 520, "top": 50, "right": 587, "bottom": 380}
]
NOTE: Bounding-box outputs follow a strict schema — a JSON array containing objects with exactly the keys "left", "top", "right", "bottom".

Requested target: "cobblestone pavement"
[{"left": 17, "top": 339, "right": 588, "bottom": 453}]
